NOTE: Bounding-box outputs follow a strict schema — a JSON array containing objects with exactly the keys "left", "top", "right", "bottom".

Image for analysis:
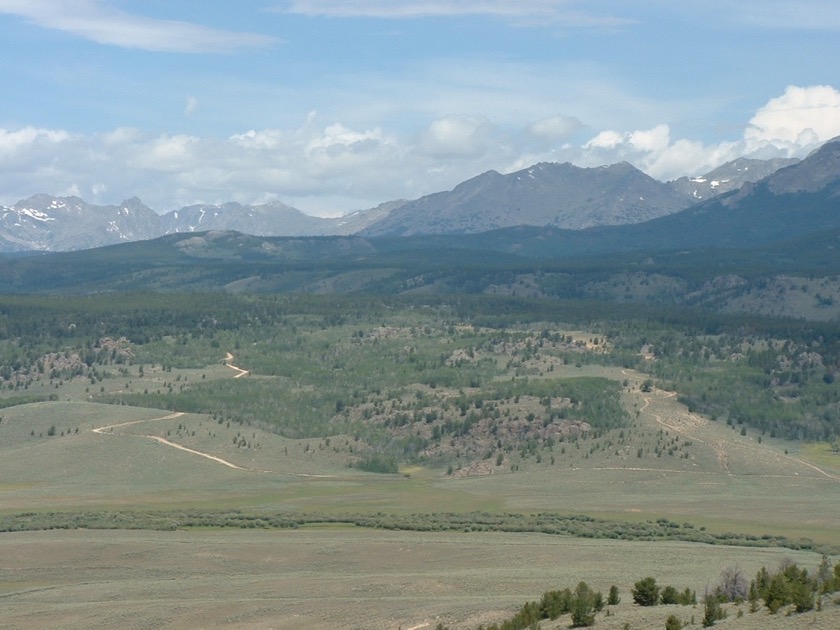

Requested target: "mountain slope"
[
  {"left": 0, "top": 151, "right": 812, "bottom": 251},
  {"left": 0, "top": 139, "right": 838, "bottom": 317},
  {"left": 483, "top": 137, "right": 840, "bottom": 258},
  {"left": 360, "top": 155, "right": 803, "bottom": 237},
  {"left": 161, "top": 201, "right": 325, "bottom": 236},
  {"left": 1, "top": 139, "right": 837, "bottom": 294},
  {"left": 0, "top": 195, "right": 161, "bottom": 251},
  {"left": 361, "top": 161, "right": 693, "bottom": 236},
  {"left": 668, "top": 157, "right": 798, "bottom": 200}
]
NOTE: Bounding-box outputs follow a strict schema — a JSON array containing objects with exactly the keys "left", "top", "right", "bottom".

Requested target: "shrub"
[
  {"left": 702, "top": 593, "right": 726, "bottom": 627},
  {"left": 676, "top": 587, "right": 696, "bottom": 606},
  {"left": 660, "top": 585, "right": 679, "bottom": 605},
  {"left": 570, "top": 581, "right": 597, "bottom": 627},
  {"left": 353, "top": 454, "right": 398, "bottom": 474},
  {"left": 790, "top": 580, "right": 815, "bottom": 613},
  {"left": 717, "top": 565, "right": 749, "bottom": 602},
  {"left": 764, "top": 573, "right": 790, "bottom": 614},
  {"left": 540, "top": 588, "right": 572, "bottom": 619},
  {"left": 633, "top": 577, "right": 660, "bottom": 607}
]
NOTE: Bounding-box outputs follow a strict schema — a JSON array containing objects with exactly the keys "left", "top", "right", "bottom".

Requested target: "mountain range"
[
  {"left": 1, "top": 138, "right": 839, "bottom": 320},
  {"left": 0, "top": 154, "right": 798, "bottom": 253}
]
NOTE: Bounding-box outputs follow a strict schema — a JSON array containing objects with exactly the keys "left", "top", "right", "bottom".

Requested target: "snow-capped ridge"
[{"left": 0, "top": 145, "right": 829, "bottom": 252}]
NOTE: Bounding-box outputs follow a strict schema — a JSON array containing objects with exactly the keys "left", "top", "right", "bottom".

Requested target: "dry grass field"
[
  {"left": 1, "top": 528, "right": 836, "bottom": 630},
  {"left": 2, "top": 347, "right": 840, "bottom": 628}
]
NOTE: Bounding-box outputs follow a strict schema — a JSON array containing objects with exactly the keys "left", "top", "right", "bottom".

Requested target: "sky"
[{"left": 1, "top": 1, "right": 839, "bottom": 216}]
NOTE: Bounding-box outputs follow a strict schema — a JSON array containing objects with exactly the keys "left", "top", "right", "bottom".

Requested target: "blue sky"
[{"left": 1, "top": 1, "right": 839, "bottom": 215}]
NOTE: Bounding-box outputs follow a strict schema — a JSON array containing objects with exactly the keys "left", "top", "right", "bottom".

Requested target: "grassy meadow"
[
  {"left": 1, "top": 294, "right": 840, "bottom": 628},
  {"left": 1, "top": 528, "right": 837, "bottom": 630}
]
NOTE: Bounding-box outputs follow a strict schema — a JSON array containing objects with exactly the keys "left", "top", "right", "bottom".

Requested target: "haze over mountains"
[
  {"left": 0, "top": 152, "right": 800, "bottom": 253},
  {"left": 1, "top": 138, "right": 839, "bottom": 310}
]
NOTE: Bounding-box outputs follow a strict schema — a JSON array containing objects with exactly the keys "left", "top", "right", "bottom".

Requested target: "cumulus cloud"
[
  {"left": 628, "top": 125, "right": 670, "bottom": 153},
  {"left": 580, "top": 124, "right": 703, "bottom": 179},
  {"left": 580, "top": 126, "right": 740, "bottom": 181},
  {"left": 745, "top": 85, "right": 840, "bottom": 150},
  {"left": 0, "top": 126, "right": 71, "bottom": 157},
  {"left": 574, "top": 86, "right": 840, "bottom": 179},
  {"left": 0, "top": 0, "right": 276, "bottom": 52},
  {"left": 1, "top": 85, "right": 838, "bottom": 214},
  {"left": 101, "top": 127, "right": 142, "bottom": 147},
  {"left": 0, "top": 115, "right": 413, "bottom": 213},
  {"left": 583, "top": 129, "right": 625, "bottom": 151},
  {"left": 131, "top": 134, "right": 200, "bottom": 171},
  {"left": 583, "top": 124, "right": 669, "bottom": 153},
  {"left": 416, "top": 115, "right": 499, "bottom": 158}
]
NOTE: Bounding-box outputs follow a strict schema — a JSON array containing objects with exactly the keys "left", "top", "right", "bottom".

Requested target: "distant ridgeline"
[{"left": 3, "top": 146, "right": 826, "bottom": 253}]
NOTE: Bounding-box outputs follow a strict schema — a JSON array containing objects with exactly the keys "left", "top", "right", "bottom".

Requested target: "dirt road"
[
  {"left": 636, "top": 386, "right": 840, "bottom": 480},
  {"left": 92, "top": 413, "right": 253, "bottom": 472},
  {"left": 224, "top": 352, "right": 249, "bottom": 378}
]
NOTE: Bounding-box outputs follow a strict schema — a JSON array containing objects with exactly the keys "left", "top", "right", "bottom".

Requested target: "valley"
[
  {"left": 1, "top": 293, "right": 839, "bottom": 628},
  {"left": 3, "top": 5, "right": 840, "bottom": 629},
  {"left": 1, "top": 140, "right": 840, "bottom": 629}
]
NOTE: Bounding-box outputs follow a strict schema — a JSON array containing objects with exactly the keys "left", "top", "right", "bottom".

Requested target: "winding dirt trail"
[
  {"left": 224, "top": 352, "right": 249, "bottom": 378},
  {"left": 90, "top": 353, "right": 344, "bottom": 477},
  {"left": 91, "top": 411, "right": 185, "bottom": 435},
  {"left": 89, "top": 352, "right": 256, "bottom": 471},
  {"left": 638, "top": 390, "right": 731, "bottom": 473},
  {"left": 635, "top": 386, "right": 840, "bottom": 480},
  {"left": 93, "top": 411, "right": 252, "bottom": 471},
  {"left": 93, "top": 415, "right": 342, "bottom": 478},
  {"left": 142, "top": 435, "right": 252, "bottom": 470}
]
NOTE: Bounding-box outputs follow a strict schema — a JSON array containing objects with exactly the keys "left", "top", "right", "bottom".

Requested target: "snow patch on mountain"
[{"left": 19, "top": 208, "right": 56, "bottom": 222}]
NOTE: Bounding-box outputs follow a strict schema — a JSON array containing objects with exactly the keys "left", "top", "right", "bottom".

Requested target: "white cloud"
[
  {"left": 574, "top": 86, "right": 840, "bottom": 180},
  {"left": 284, "top": 0, "right": 840, "bottom": 31},
  {"left": 417, "top": 115, "right": 498, "bottom": 158},
  {"left": 714, "top": 0, "right": 840, "bottom": 30},
  {"left": 0, "top": 85, "right": 838, "bottom": 214},
  {"left": 641, "top": 139, "right": 741, "bottom": 181},
  {"left": 277, "top": 0, "right": 634, "bottom": 26},
  {"left": 130, "top": 134, "right": 200, "bottom": 172},
  {"left": 526, "top": 115, "right": 584, "bottom": 142},
  {"left": 632, "top": 1, "right": 840, "bottom": 31},
  {"left": 230, "top": 129, "right": 286, "bottom": 150},
  {"left": 305, "top": 123, "right": 386, "bottom": 152},
  {"left": 629, "top": 124, "right": 670, "bottom": 153},
  {"left": 580, "top": 125, "right": 742, "bottom": 181},
  {"left": 101, "top": 127, "right": 141, "bottom": 147},
  {"left": 583, "top": 129, "right": 625, "bottom": 151},
  {"left": 184, "top": 96, "right": 199, "bottom": 116},
  {"left": 0, "top": 126, "right": 71, "bottom": 157},
  {"left": 583, "top": 124, "right": 669, "bottom": 154},
  {"left": 0, "top": 0, "right": 276, "bottom": 52},
  {"left": 745, "top": 85, "right": 840, "bottom": 151}
]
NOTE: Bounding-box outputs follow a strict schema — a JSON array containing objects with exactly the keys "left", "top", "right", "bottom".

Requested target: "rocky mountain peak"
[{"left": 0, "top": 146, "right": 825, "bottom": 251}]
